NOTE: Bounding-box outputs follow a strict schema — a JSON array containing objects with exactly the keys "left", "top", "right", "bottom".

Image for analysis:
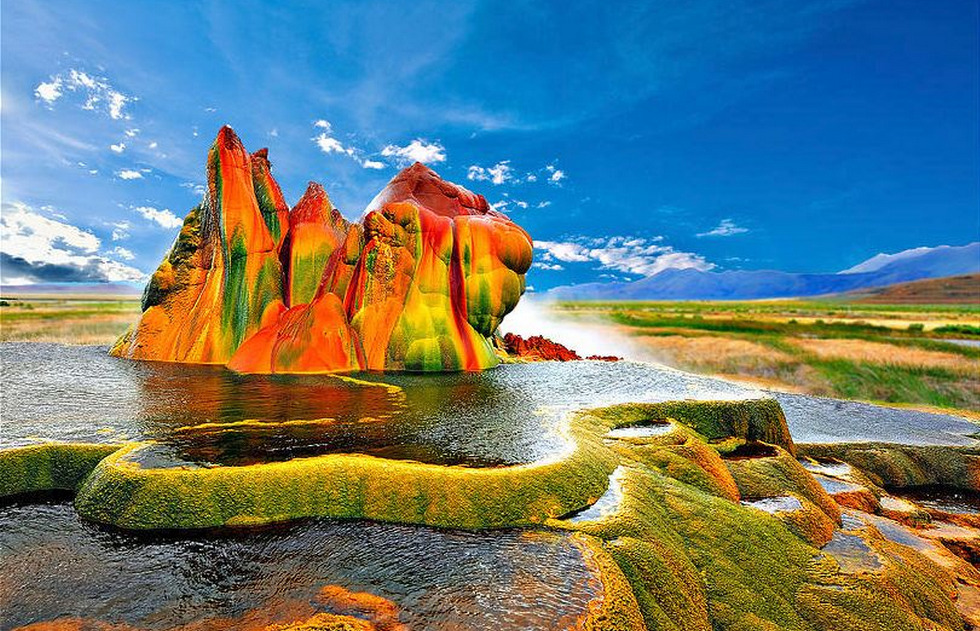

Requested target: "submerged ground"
[{"left": 1, "top": 297, "right": 979, "bottom": 630}]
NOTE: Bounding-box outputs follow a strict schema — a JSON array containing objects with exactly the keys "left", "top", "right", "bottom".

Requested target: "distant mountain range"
[{"left": 549, "top": 242, "right": 980, "bottom": 300}]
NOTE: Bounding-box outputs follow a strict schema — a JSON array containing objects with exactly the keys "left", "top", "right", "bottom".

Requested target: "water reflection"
[{"left": 3, "top": 343, "right": 977, "bottom": 468}]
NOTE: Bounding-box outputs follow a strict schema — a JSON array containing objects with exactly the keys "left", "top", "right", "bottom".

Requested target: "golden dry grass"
[
  {"left": 632, "top": 333, "right": 795, "bottom": 368},
  {"left": 0, "top": 314, "right": 137, "bottom": 344},
  {"left": 790, "top": 338, "right": 980, "bottom": 374},
  {"left": 627, "top": 332, "right": 834, "bottom": 395},
  {"left": 0, "top": 299, "right": 140, "bottom": 344}
]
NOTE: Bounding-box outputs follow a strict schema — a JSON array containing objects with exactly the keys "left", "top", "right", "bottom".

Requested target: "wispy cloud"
[
  {"left": 532, "top": 261, "right": 564, "bottom": 271},
  {"left": 133, "top": 205, "right": 182, "bottom": 229},
  {"left": 468, "top": 161, "right": 566, "bottom": 187},
  {"left": 116, "top": 169, "right": 143, "bottom": 180},
  {"left": 34, "top": 69, "right": 134, "bottom": 120},
  {"left": 110, "top": 221, "right": 131, "bottom": 241},
  {"left": 0, "top": 202, "right": 145, "bottom": 283},
  {"left": 697, "top": 218, "right": 748, "bottom": 237},
  {"left": 534, "top": 235, "right": 713, "bottom": 277},
  {"left": 180, "top": 182, "right": 206, "bottom": 196},
  {"left": 545, "top": 164, "right": 566, "bottom": 184},
  {"left": 312, "top": 119, "right": 387, "bottom": 169},
  {"left": 314, "top": 133, "right": 355, "bottom": 156},
  {"left": 108, "top": 246, "right": 136, "bottom": 260},
  {"left": 381, "top": 139, "right": 446, "bottom": 165},
  {"left": 468, "top": 161, "right": 514, "bottom": 185}
]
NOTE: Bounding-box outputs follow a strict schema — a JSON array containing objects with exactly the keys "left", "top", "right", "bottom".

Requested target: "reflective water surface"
[
  {"left": 3, "top": 343, "right": 979, "bottom": 629},
  {"left": 892, "top": 486, "right": 980, "bottom": 515},
  {"left": 0, "top": 499, "right": 603, "bottom": 630},
  {"left": 2, "top": 343, "right": 975, "bottom": 468},
  {"left": 0, "top": 343, "right": 754, "bottom": 466}
]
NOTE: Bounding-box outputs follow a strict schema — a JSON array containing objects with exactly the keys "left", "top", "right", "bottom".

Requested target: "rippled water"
[
  {"left": 0, "top": 343, "right": 754, "bottom": 466},
  {"left": 774, "top": 393, "right": 979, "bottom": 447},
  {"left": 742, "top": 496, "right": 803, "bottom": 514},
  {"left": 892, "top": 486, "right": 980, "bottom": 515},
  {"left": 2, "top": 344, "right": 975, "bottom": 468},
  {"left": 2, "top": 343, "right": 978, "bottom": 629},
  {"left": 0, "top": 499, "right": 603, "bottom": 630}
]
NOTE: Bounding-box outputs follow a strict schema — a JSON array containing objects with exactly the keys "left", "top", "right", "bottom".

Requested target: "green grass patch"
[{"left": 809, "top": 359, "right": 980, "bottom": 410}]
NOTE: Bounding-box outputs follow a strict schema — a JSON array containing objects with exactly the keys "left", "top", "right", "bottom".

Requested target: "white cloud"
[
  {"left": 381, "top": 139, "right": 446, "bottom": 165},
  {"left": 468, "top": 161, "right": 559, "bottom": 186},
  {"left": 35, "top": 78, "right": 62, "bottom": 103},
  {"left": 0, "top": 202, "right": 146, "bottom": 283},
  {"left": 148, "top": 141, "right": 158, "bottom": 149},
  {"left": 110, "top": 142, "right": 126, "bottom": 153},
  {"left": 180, "top": 182, "right": 206, "bottom": 196},
  {"left": 314, "top": 132, "right": 355, "bottom": 156},
  {"left": 111, "top": 221, "right": 131, "bottom": 241},
  {"left": 468, "top": 161, "right": 514, "bottom": 185},
  {"left": 124, "top": 128, "right": 140, "bottom": 138},
  {"left": 34, "top": 69, "right": 134, "bottom": 120},
  {"left": 134, "top": 206, "right": 183, "bottom": 229},
  {"left": 109, "top": 246, "right": 135, "bottom": 260},
  {"left": 116, "top": 169, "right": 143, "bottom": 180},
  {"left": 545, "top": 164, "right": 566, "bottom": 183},
  {"left": 534, "top": 235, "right": 713, "bottom": 277},
  {"left": 532, "top": 261, "right": 564, "bottom": 271},
  {"left": 696, "top": 218, "right": 748, "bottom": 238},
  {"left": 488, "top": 200, "right": 510, "bottom": 213},
  {"left": 311, "top": 121, "right": 389, "bottom": 171},
  {"left": 537, "top": 201, "right": 552, "bottom": 208}
]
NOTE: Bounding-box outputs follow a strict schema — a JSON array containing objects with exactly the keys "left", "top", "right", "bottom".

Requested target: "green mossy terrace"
[{"left": 0, "top": 396, "right": 975, "bottom": 630}]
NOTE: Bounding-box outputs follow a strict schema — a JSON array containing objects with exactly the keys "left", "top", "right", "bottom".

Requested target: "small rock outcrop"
[{"left": 499, "top": 332, "right": 620, "bottom": 362}]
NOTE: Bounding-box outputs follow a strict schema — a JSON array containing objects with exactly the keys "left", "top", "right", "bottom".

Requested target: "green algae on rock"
[
  {"left": 590, "top": 398, "right": 795, "bottom": 455},
  {"left": 799, "top": 442, "right": 980, "bottom": 491},
  {"left": 548, "top": 410, "right": 972, "bottom": 630},
  {"left": 2, "top": 395, "right": 978, "bottom": 629},
  {"left": 0, "top": 443, "right": 122, "bottom": 497},
  {"left": 71, "top": 409, "right": 619, "bottom": 530}
]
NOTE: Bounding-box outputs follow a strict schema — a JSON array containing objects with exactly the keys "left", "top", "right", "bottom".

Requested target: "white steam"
[{"left": 499, "top": 297, "right": 643, "bottom": 360}]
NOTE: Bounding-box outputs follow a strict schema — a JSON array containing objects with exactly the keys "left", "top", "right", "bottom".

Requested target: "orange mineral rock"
[
  {"left": 113, "top": 128, "right": 533, "bottom": 374},
  {"left": 110, "top": 126, "right": 286, "bottom": 364},
  {"left": 250, "top": 148, "right": 290, "bottom": 251},
  {"left": 281, "top": 182, "right": 351, "bottom": 307}
]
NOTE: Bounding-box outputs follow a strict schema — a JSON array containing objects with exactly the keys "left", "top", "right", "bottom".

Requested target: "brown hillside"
[{"left": 848, "top": 274, "right": 980, "bottom": 304}]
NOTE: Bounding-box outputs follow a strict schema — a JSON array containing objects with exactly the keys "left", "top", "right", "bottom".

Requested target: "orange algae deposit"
[{"left": 111, "top": 126, "right": 533, "bottom": 373}]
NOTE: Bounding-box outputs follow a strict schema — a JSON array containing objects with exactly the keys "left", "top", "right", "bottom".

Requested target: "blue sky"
[{"left": 1, "top": 0, "right": 977, "bottom": 289}]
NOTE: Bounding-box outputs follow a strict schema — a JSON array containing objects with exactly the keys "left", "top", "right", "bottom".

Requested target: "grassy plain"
[
  {"left": 0, "top": 295, "right": 141, "bottom": 344},
  {"left": 553, "top": 299, "right": 980, "bottom": 414}
]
